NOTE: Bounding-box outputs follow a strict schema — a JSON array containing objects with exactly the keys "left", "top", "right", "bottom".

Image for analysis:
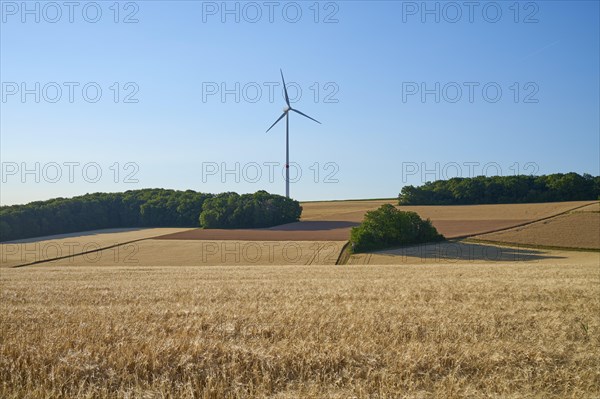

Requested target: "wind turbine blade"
[
  {"left": 291, "top": 108, "right": 321, "bottom": 124},
  {"left": 280, "top": 69, "right": 290, "bottom": 107},
  {"left": 266, "top": 112, "right": 286, "bottom": 133}
]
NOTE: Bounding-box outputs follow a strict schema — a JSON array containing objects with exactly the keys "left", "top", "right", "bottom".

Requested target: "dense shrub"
[
  {"left": 0, "top": 189, "right": 299, "bottom": 242},
  {"left": 398, "top": 173, "right": 600, "bottom": 205},
  {"left": 350, "top": 204, "right": 444, "bottom": 253},
  {"left": 199, "top": 191, "right": 302, "bottom": 228}
]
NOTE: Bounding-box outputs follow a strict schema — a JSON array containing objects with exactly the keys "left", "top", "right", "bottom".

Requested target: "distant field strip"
[
  {"left": 473, "top": 211, "right": 600, "bottom": 250},
  {"left": 0, "top": 228, "right": 193, "bottom": 268},
  {"left": 154, "top": 221, "right": 357, "bottom": 241},
  {"left": 301, "top": 200, "right": 598, "bottom": 239},
  {"left": 155, "top": 201, "right": 599, "bottom": 244},
  {"left": 301, "top": 200, "right": 597, "bottom": 222},
  {"left": 570, "top": 202, "right": 600, "bottom": 213},
  {"left": 46, "top": 240, "right": 347, "bottom": 267}
]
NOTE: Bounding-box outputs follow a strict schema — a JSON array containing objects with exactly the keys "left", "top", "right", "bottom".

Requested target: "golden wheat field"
[{"left": 1, "top": 259, "right": 599, "bottom": 398}]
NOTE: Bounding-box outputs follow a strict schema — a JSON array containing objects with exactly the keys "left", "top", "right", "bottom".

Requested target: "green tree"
[{"left": 350, "top": 204, "right": 444, "bottom": 253}]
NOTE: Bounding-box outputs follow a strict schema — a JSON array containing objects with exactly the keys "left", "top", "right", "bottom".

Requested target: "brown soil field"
[
  {"left": 2, "top": 259, "right": 598, "bottom": 398},
  {"left": 49, "top": 240, "right": 346, "bottom": 267},
  {"left": 0, "top": 228, "right": 193, "bottom": 268},
  {"left": 473, "top": 212, "right": 600, "bottom": 250}
]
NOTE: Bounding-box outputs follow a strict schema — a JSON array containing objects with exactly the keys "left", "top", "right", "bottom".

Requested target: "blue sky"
[{"left": 1, "top": 0, "right": 599, "bottom": 205}]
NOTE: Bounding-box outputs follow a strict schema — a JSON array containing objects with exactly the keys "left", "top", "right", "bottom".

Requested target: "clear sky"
[{"left": 1, "top": 0, "right": 599, "bottom": 205}]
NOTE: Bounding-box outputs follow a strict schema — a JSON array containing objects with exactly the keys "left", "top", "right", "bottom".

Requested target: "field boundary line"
[
  {"left": 335, "top": 241, "right": 352, "bottom": 265},
  {"left": 464, "top": 238, "right": 600, "bottom": 253},
  {"left": 9, "top": 237, "right": 157, "bottom": 269},
  {"left": 450, "top": 201, "right": 599, "bottom": 240}
]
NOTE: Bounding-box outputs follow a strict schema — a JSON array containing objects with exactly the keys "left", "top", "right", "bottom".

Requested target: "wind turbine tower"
[{"left": 266, "top": 70, "right": 321, "bottom": 198}]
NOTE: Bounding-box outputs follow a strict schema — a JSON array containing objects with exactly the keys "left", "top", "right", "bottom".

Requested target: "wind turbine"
[{"left": 266, "top": 69, "right": 321, "bottom": 198}]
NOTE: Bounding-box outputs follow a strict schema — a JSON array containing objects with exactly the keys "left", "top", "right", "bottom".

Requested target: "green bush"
[{"left": 350, "top": 204, "right": 444, "bottom": 253}]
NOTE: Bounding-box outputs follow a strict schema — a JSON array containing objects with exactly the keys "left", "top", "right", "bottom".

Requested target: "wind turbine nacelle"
[{"left": 283, "top": 105, "right": 291, "bottom": 113}]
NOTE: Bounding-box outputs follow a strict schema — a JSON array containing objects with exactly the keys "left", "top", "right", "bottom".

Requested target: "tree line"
[
  {"left": 0, "top": 189, "right": 302, "bottom": 242},
  {"left": 200, "top": 191, "right": 302, "bottom": 229},
  {"left": 398, "top": 173, "right": 600, "bottom": 205}
]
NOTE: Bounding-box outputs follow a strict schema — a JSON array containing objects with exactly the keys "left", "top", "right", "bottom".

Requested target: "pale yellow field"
[
  {"left": 0, "top": 228, "right": 193, "bottom": 268},
  {"left": 49, "top": 240, "right": 346, "bottom": 267},
  {"left": 2, "top": 259, "right": 598, "bottom": 398}
]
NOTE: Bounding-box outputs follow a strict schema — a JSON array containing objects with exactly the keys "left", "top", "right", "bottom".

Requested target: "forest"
[
  {"left": 398, "top": 173, "right": 600, "bottom": 205},
  {"left": 0, "top": 189, "right": 301, "bottom": 242}
]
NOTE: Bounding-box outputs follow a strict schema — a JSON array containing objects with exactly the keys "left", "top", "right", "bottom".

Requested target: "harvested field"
[
  {"left": 0, "top": 228, "right": 193, "bottom": 268},
  {"left": 474, "top": 212, "right": 600, "bottom": 250},
  {"left": 2, "top": 259, "right": 598, "bottom": 398},
  {"left": 49, "top": 240, "right": 346, "bottom": 267}
]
